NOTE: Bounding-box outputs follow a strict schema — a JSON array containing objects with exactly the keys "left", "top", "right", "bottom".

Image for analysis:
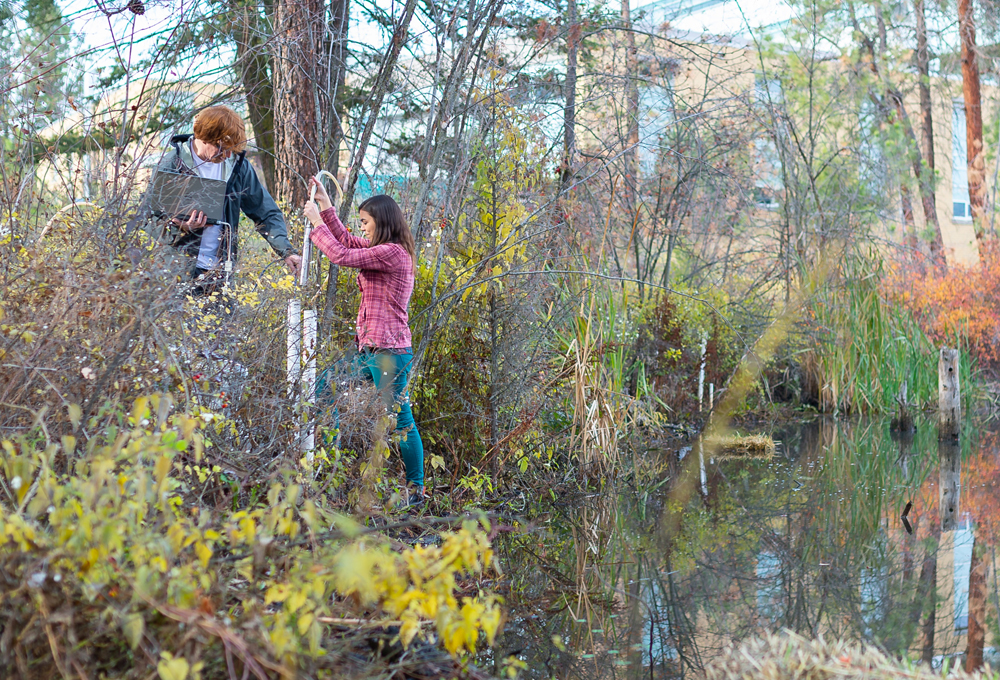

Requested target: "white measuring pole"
[
  {"left": 287, "top": 299, "right": 303, "bottom": 396},
  {"left": 287, "top": 171, "right": 342, "bottom": 465},
  {"left": 697, "top": 332, "right": 707, "bottom": 412}
]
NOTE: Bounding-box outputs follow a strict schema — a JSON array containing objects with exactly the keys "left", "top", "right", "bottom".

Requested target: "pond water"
[{"left": 487, "top": 416, "right": 1000, "bottom": 678}]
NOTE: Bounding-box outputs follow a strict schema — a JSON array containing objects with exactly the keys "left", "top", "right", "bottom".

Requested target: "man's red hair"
[{"left": 193, "top": 105, "right": 247, "bottom": 153}]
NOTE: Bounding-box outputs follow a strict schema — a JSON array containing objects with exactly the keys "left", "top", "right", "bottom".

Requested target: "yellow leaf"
[
  {"left": 157, "top": 652, "right": 189, "bottom": 680},
  {"left": 154, "top": 455, "right": 172, "bottom": 485},
  {"left": 67, "top": 403, "right": 82, "bottom": 429},
  {"left": 286, "top": 589, "right": 307, "bottom": 613},
  {"left": 399, "top": 612, "right": 420, "bottom": 648},
  {"left": 122, "top": 612, "right": 144, "bottom": 650},
  {"left": 194, "top": 542, "right": 212, "bottom": 567},
  {"left": 297, "top": 611, "right": 314, "bottom": 635},
  {"left": 264, "top": 584, "right": 289, "bottom": 604},
  {"left": 131, "top": 397, "right": 149, "bottom": 426}
]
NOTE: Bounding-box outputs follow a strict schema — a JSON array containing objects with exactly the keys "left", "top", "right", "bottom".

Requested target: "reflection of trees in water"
[{"left": 493, "top": 417, "right": 1000, "bottom": 678}]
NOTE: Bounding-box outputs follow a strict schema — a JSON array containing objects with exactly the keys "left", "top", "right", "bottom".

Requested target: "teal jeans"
[{"left": 317, "top": 349, "right": 424, "bottom": 487}]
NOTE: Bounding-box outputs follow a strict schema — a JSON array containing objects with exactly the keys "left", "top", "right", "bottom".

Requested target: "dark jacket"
[{"left": 156, "top": 134, "right": 295, "bottom": 261}]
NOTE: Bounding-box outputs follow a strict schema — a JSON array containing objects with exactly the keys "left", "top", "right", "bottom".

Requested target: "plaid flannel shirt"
[{"left": 311, "top": 207, "right": 414, "bottom": 349}]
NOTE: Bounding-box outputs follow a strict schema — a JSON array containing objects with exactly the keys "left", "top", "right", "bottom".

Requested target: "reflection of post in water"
[
  {"left": 924, "top": 347, "right": 960, "bottom": 664},
  {"left": 939, "top": 438, "right": 961, "bottom": 532}
]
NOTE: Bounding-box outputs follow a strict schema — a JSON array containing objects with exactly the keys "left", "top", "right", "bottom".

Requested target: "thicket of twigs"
[{"left": 0, "top": 204, "right": 514, "bottom": 677}]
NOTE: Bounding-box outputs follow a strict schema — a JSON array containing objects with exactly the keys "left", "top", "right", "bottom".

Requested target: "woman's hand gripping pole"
[{"left": 299, "top": 170, "right": 343, "bottom": 287}]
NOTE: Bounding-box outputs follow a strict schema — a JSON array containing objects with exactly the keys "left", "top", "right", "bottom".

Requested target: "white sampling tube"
[
  {"left": 290, "top": 170, "right": 345, "bottom": 463},
  {"left": 286, "top": 299, "right": 303, "bottom": 397}
]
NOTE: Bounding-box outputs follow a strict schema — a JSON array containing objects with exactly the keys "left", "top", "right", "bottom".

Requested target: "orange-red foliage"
[
  {"left": 963, "top": 432, "right": 1000, "bottom": 546},
  {"left": 885, "top": 243, "right": 1000, "bottom": 369}
]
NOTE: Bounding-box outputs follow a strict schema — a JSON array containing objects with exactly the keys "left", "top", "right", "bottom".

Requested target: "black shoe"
[{"left": 396, "top": 485, "right": 424, "bottom": 511}]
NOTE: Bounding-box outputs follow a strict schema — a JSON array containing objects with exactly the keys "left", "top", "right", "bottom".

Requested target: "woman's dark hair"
[{"left": 358, "top": 194, "right": 416, "bottom": 271}]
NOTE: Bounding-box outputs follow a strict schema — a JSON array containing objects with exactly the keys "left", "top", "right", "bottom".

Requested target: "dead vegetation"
[{"left": 706, "top": 632, "right": 997, "bottom": 680}]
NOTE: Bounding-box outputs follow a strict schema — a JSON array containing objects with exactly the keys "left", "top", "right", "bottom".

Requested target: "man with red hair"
[{"left": 156, "top": 105, "right": 301, "bottom": 285}]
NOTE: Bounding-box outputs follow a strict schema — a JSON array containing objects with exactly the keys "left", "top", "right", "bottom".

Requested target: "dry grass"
[
  {"left": 706, "top": 631, "right": 996, "bottom": 680},
  {"left": 706, "top": 433, "right": 776, "bottom": 459}
]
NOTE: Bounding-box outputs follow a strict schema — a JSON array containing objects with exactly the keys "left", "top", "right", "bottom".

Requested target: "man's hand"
[
  {"left": 285, "top": 254, "right": 302, "bottom": 277},
  {"left": 172, "top": 210, "right": 208, "bottom": 232},
  {"left": 309, "top": 178, "right": 333, "bottom": 211}
]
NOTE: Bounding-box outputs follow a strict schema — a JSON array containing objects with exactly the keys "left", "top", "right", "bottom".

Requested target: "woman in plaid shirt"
[{"left": 304, "top": 180, "right": 425, "bottom": 508}]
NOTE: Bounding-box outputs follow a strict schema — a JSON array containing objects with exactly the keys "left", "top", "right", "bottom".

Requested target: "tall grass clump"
[{"left": 802, "top": 251, "right": 974, "bottom": 414}]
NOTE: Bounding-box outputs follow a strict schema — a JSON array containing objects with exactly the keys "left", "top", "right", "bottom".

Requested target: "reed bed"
[
  {"left": 804, "top": 252, "right": 975, "bottom": 415},
  {"left": 706, "top": 433, "right": 775, "bottom": 459},
  {"left": 706, "top": 631, "right": 996, "bottom": 680}
]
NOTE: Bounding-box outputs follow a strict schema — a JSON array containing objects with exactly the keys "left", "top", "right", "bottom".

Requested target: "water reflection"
[{"left": 492, "top": 417, "right": 1000, "bottom": 677}]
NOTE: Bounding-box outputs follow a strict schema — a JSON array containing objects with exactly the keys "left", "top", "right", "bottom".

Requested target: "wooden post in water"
[
  {"left": 938, "top": 347, "right": 961, "bottom": 438},
  {"left": 938, "top": 348, "right": 961, "bottom": 532}
]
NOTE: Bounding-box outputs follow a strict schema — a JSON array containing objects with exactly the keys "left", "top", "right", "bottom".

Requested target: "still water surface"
[{"left": 488, "top": 417, "right": 1000, "bottom": 678}]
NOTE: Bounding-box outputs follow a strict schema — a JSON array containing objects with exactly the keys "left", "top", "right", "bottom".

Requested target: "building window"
[
  {"left": 754, "top": 75, "right": 783, "bottom": 208},
  {"left": 637, "top": 83, "right": 674, "bottom": 176},
  {"left": 756, "top": 550, "right": 782, "bottom": 621},
  {"left": 953, "top": 101, "right": 972, "bottom": 221}
]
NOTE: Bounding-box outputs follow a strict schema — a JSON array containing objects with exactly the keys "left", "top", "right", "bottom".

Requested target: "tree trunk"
[
  {"left": 234, "top": 0, "right": 277, "bottom": 190},
  {"left": 623, "top": 0, "right": 639, "bottom": 201},
  {"left": 901, "top": 182, "right": 917, "bottom": 248},
  {"left": 317, "top": 0, "right": 349, "bottom": 336},
  {"left": 848, "top": 0, "right": 945, "bottom": 266},
  {"left": 335, "top": 0, "right": 418, "bottom": 220},
  {"left": 322, "top": 0, "right": 418, "bottom": 325},
  {"left": 561, "top": 0, "right": 578, "bottom": 191},
  {"left": 958, "top": 0, "right": 987, "bottom": 246},
  {"left": 272, "top": 0, "right": 328, "bottom": 209},
  {"left": 324, "top": 0, "right": 349, "bottom": 174},
  {"left": 913, "top": 0, "right": 946, "bottom": 264},
  {"left": 966, "top": 536, "right": 987, "bottom": 672},
  {"left": 410, "top": 0, "right": 502, "bottom": 247},
  {"left": 887, "top": 91, "right": 945, "bottom": 267}
]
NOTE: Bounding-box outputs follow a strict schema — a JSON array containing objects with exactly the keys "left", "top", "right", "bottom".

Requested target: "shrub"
[
  {"left": 886, "top": 243, "right": 1000, "bottom": 372},
  {"left": 0, "top": 401, "right": 501, "bottom": 677}
]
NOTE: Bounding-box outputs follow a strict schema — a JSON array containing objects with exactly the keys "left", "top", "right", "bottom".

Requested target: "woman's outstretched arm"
[
  {"left": 309, "top": 219, "right": 401, "bottom": 272},
  {"left": 319, "top": 207, "right": 370, "bottom": 249}
]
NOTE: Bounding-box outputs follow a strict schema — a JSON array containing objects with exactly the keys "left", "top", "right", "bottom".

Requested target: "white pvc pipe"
[
  {"left": 697, "top": 333, "right": 707, "bottom": 412},
  {"left": 290, "top": 170, "right": 345, "bottom": 464},
  {"left": 699, "top": 439, "right": 707, "bottom": 496},
  {"left": 302, "top": 308, "right": 318, "bottom": 462},
  {"left": 286, "top": 299, "right": 302, "bottom": 398}
]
